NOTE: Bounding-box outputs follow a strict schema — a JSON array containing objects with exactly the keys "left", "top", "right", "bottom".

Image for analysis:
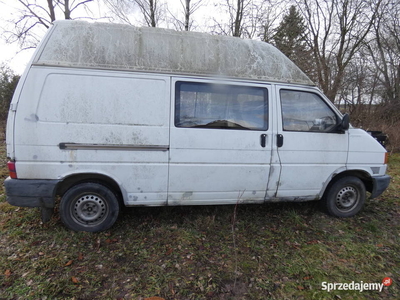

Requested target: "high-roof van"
[{"left": 5, "top": 21, "right": 390, "bottom": 232}]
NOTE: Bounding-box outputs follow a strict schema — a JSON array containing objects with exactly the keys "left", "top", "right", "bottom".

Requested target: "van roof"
[{"left": 34, "top": 20, "right": 314, "bottom": 85}]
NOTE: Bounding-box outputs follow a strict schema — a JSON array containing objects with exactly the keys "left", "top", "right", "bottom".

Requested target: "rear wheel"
[
  {"left": 60, "top": 182, "right": 120, "bottom": 232},
  {"left": 323, "top": 176, "right": 366, "bottom": 217}
]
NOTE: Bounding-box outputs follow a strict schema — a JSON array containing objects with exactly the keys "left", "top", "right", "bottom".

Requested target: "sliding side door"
[{"left": 168, "top": 78, "right": 273, "bottom": 205}]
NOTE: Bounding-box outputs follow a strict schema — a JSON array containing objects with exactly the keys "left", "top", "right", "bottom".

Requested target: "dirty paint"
[
  {"left": 181, "top": 192, "right": 193, "bottom": 200},
  {"left": 35, "top": 21, "right": 314, "bottom": 86},
  {"left": 24, "top": 114, "right": 39, "bottom": 122}
]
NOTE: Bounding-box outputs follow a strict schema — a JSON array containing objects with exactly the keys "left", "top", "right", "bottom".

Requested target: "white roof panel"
[{"left": 35, "top": 20, "right": 314, "bottom": 85}]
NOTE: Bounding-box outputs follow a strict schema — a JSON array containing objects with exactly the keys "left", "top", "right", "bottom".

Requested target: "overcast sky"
[
  {"left": 0, "top": 41, "right": 34, "bottom": 75},
  {"left": 0, "top": 1, "right": 35, "bottom": 74},
  {"left": 0, "top": 0, "right": 214, "bottom": 74},
  {"left": 0, "top": 0, "right": 266, "bottom": 75}
]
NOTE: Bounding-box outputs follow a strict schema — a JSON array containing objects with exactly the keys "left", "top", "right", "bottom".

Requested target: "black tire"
[
  {"left": 323, "top": 176, "right": 366, "bottom": 218},
  {"left": 60, "top": 182, "right": 120, "bottom": 232}
]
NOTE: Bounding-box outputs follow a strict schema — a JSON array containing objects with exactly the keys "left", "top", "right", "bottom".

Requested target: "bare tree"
[
  {"left": 230, "top": 0, "right": 246, "bottom": 37},
  {"left": 211, "top": 0, "right": 269, "bottom": 38},
  {"left": 2, "top": 0, "right": 96, "bottom": 49},
  {"left": 296, "top": 0, "right": 383, "bottom": 103},
  {"left": 367, "top": 1, "right": 400, "bottom": 107},
  {"left": 135, "top": 0, "right": 159, "bottom": 27},
  {"left": 337, "top": 53, "right": 378, "bottom": 125},
  {"left": 363, "top": 0, "right": 400, "bottom": 145},
  {"left": 243, "top": 0, "right": 271, "bottom": 39},
  {"left": 322, "top": 0, "right": 400, "bottom": 149},
  {"left": 104, "top": 0, "right": 164, "bottom": 27},
  {"left": 211, "top": 0, "right": 246, "bottom": 36},
  {"left": 168, "top": 0, "right": 205, "bottom": 31},
  {"left": 258, "top": 0, "right": 281, "bottom": 43},
  {"left": 102, "top": 0, "right": 135, "bottom": 24}
]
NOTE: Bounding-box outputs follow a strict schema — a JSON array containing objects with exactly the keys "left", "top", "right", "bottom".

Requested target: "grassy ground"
[{"left": 0, "top": 139, "right": 399, "bottom": 299}]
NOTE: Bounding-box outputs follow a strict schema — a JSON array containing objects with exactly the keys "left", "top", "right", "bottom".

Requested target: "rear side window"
[
  {"left": 175, "top": 82, "right": 268, "bottom": 130},
  {"left": 280, "top": 89, "right": 338, "bottom": 132}
]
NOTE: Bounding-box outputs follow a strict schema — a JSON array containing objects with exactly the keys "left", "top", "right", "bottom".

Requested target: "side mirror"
[{"left": 339, "top": 113, "right": 350, "bottom": 132}]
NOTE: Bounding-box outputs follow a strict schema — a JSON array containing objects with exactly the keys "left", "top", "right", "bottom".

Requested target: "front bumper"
[
  {"left": 4, "top": 177, "right": 60, "bottom": 208},
  {"left": 371, "top": 175, "right": 391, "bottom": 199}
]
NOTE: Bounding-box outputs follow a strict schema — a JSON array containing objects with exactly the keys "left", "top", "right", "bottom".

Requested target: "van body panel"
[
  {"left": 33, "top": 20, "right": 314, "bottom": 86},
  {"left": 275, "top": 133, "right": 349, "bottom": 198},
  {"left": 168, "top": 78, "right": 272, "bottom": 204},
  {"left": 347, "top": 128, "right": 388, "bottom": 176},
  {"left": 4, "top": 21, "right": 390, "bottom": 231},
  {"left": 6, "top": 26, "right": 52, "bottom": 160},
  {"left": 12, "top": 67, "right": 171, "bottom": 205},
  {"left": 274, "top": 85, "right": 349, "bottom": 199}
]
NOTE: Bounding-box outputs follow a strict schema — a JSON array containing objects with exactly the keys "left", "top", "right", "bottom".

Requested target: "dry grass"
[{"left": 0, "top": 143, "right": 399, "bottom": 299}]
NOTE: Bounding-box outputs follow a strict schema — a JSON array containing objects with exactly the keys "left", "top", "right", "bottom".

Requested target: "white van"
[{"left": 5, "top": 21, "right": 390, "bottom": 232}]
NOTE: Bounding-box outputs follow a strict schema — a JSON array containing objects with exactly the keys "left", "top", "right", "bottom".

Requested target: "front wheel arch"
[
  {"left": 322, "top": 170, "right": 372, "bottom": 197},
  {"left": 322, "top": 175, "right": 366, "bottom": 218}
]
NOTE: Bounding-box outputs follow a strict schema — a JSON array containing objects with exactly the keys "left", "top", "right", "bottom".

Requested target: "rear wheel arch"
[
  {"left": 55, "top": 173, "right": 124, "bottom": 205},
  {"left": 60, "top": 182, "right": 120, "bottom": 232}
]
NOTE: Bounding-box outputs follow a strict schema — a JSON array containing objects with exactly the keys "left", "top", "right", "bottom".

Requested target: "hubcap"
[
  {"left": 335, "top": 186, "right": 358, "bottom": 212},
  {"left": 72, "top": 194, "right": 108, "bottom": 225}
]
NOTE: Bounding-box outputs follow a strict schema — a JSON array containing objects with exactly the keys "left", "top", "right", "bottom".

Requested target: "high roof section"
[{"left": 34, "top": 20, "right": 314, "bottom": 85}]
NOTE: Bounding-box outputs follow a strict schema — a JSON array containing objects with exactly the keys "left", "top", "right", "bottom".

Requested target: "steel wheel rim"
[
  {"left": 71, "top": 194, "right": 108, "bottom": 226},
  {"left": 335, "top": 186, "right": 359, "bottom": 212}
]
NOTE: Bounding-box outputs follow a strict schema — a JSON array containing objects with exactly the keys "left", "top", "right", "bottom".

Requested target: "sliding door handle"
[
  {"left": 260, "top": 134, "right": 267, "bottom": 147},
  {"left": 277, "top": 134, "right": 284, "bottom": 148}
]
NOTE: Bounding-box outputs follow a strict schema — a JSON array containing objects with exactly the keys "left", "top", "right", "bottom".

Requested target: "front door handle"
[
  {"left": 277, "top": 134, "right": 284, "bottom": 147},
  {"left": 260, "top": 134, "right": 267, "bottom": 147}
]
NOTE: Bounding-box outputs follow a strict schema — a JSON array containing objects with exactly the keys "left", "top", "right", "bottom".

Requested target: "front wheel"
[
  {"left": 323, "top": 176, "right": 366, "bottom": 218},
  {"left": 60, "top": 182, "right": 120, "bottom": 232}
]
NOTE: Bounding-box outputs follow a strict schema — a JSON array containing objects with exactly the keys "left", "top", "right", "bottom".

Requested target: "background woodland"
[{"left": 1, "top": 0, "right": 399, "bottom": 150}]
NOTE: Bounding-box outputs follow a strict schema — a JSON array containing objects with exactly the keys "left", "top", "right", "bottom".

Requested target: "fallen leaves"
[
  {"left": 105, "top": 238, "right": 119, "bottom": 244},
  {"left": 0, "top": 158, "right": 399, "bottom": 300},
  {"left": 65, "top": 260, "right": 73, "bottom": 267},
  {"left": 71, "top": 276, "right": 79, "bottom": 284},
  {"left": 165, "top": 246, "right": 173, "bottom": 256}
]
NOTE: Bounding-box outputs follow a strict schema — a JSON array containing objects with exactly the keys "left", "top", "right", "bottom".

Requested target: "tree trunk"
[
  {"left": 46, "top": 0, "right": 56, "bottom": 22},
  {"left": 149, "top": 0, "right": 156, "bottom": 27}
]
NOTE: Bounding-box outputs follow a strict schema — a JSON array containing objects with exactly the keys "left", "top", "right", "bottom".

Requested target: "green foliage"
[
  {"left": 274, "top": 6, "right": 306, "bottom": 56},
  {"left": 0, "top": 64, "right": 20, "bottom": 121},
  {"left": 273, "top": 5, "right": 314, "bottom": 77}
]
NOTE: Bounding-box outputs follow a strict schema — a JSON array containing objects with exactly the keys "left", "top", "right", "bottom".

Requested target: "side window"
[
  {"left": 280, "top": 89, "right": 338, "bottom": 132},
  {"left": 175, "top": 82, "right": 268, "bottom": 131}
]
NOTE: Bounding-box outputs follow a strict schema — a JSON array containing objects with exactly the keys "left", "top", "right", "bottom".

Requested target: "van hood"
[{"left": 347, "top": 128, "right": 387, "bottom": 168}]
